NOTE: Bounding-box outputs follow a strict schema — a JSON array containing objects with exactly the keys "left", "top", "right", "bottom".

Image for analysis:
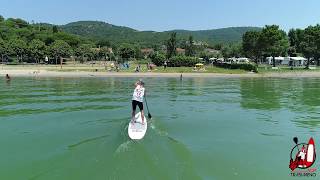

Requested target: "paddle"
[{"left": 144, "top": 95, "right": 152, "bottom": 119}]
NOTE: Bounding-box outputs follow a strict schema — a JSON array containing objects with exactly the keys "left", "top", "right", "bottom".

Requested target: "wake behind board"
[{"left": 128, "top": 112, "right": 147, "bottom": 140}]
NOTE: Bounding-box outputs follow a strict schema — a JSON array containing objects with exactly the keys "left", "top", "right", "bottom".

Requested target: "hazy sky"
[{"left": 0, "top": 0, "right": 319, "bottom": 31}]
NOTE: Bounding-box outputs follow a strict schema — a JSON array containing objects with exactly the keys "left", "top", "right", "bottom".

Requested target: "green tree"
[
  {"left": 36, "top": 33, "right": 55, "bottom": 45},
  {"left": 29, "top": 39, "right": 46, "bottom": 64},
  {"left": 300, "top": 25, "right": 320, "bottom": 68},
  {"left": 133, "top": 44, "right": 142, "bottom": 59},
  {"left": 0, "top": 39, "right": 12, "bottom": 62},
  {"left": 53, "top": 32, "right": 81, "bottom": 47},
  {"left": 185, "top": 35, "right": 195, "bottom": 56},
  {"left": 119, "top": 43, "right": 135, "bottom": 62},
  {"left": 288, "top": 29, "right": 297, "bottom": 56},
  {"left": 96, "top": 39, "right": 111, "bottom": 47},
  {"left": 91, "top": 48, "right": 100, "bottom": 61},
  {"left": 75, "top": 44, "right": 93, "bottom": 63},
  {"left": 49, "top": 40, "right": 72, "bottom": 64},
  {"left": 242, "top": 31, "right": 261, "bottom": 63},
  {"left": 9, "top": 39, "right": 27, "bottom": 63},
  {"left": 221, "top": 45, "right": 231, "bottom": 59},
  {"left": 52, "top": 26, "right": 59, "bottom": 33},
  {"left": 288, "top": 28, "right": 304, "bottom": 56},
  {"left": 166, "top": 32, "right": 177, "bottom": 59},
  {"left": 221, "top": 44, "right": 242, "bottom": 59},
  {"left": 98, "top": 47, "right": 110, "bottom": 60},
  {"left": 150, "top": 52, "right": 166, "bottom": 66},
  {"left": 6, "top": 18, "right": 28, "bottom": 28},
  {"left": 230, "top": 43, "right": 242, "bottom": 58},
  {"left": 213, "top": 43, "right": 223, "bottom": 50},
  {"left": 259, "top": 25, "right": 289, "bottom": 67},
  {"left": 170, "top": 55, "right": 198, "bottom": 67},
  {"left": 0, "top": 15, "right": 4, "bottom": 22},
  {"left": 151, "top": 44, "right": 160, "bottom": 52}
]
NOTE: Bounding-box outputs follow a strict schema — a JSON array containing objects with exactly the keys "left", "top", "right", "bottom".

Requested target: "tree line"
[
  {"left": 1, "top": 15, "right": 320, "bottom": 69},
  {"left": 154, "top": 24, "right": 320, "bottom": 69},
  {"left": 0, "top": 16, "right": 150, "bottom": 64},
  {"left": 242, "top": 24, "right": 320, "bottom": 68}
]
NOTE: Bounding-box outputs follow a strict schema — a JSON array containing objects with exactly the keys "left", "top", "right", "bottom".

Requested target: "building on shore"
[
  {"left": 266, "top": 57, "right": 306, "bottom": 66},
  {"left": 176, "top": 48, "right": 185, "bottom": 55},
  {"left": 223, "top": 57, "right": 250, "bottom": 64},
  {"left": 290, "top": 57, "right": 307, "bottom": 66},
  {"left": 141, "top": 48, "right": 154, "bottom": 58}
]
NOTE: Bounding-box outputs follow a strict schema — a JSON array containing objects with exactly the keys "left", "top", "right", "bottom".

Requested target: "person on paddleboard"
[{"left": 131, "top": 79, "right": 145, "bottom": 124}]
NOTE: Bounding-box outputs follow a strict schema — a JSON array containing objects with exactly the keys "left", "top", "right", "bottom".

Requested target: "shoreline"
[{"left": 2, "top": 69, "right": 320, "bottom": 78}]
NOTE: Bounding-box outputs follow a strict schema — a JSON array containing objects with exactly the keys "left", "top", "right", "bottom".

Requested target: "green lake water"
[{"left": 0, "top": 77, "right": 319, "bottom": 180}]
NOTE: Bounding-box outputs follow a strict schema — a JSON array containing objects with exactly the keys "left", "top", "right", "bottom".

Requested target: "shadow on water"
[
  {"left": 79, "top": 117, "right": 128, "bottom": 125},
  {"left": 68, "top": 134, "right": 110, "bottom": 149}
]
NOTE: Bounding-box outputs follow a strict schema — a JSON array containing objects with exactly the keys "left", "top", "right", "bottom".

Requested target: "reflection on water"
[
  {"left": 0, "top": 77, "right": 320, "bottom": 179},
  {"left": 240, "top": 78, "right": 320, "bottom": 129},
  {"left": 240, "top": 78, "right": 281, "bottom": 110}
]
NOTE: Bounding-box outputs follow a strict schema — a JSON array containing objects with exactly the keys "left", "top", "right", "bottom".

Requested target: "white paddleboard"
[{"left": 128, "top": 112, "right": 147, "bottom": 140}]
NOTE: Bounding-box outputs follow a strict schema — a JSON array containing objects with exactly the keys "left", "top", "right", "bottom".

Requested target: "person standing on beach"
[
  {"left": 164, "top": 60, "right": 167, "bottom": 70},
  {"left": 131, "top": 80, "right": 145, "bottom": 125}
]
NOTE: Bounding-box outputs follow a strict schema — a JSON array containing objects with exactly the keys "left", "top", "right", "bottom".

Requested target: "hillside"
[{"left": 61, "top": 21, "right": 261, "bottom": 47}]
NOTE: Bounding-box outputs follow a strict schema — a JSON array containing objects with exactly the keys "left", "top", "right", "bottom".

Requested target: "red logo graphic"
[{"left": 289, "top": 137, "right": 316, "bottom": 171}]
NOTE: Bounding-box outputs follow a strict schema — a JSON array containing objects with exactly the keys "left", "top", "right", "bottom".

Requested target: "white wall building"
[
  {"left": 290, "top": 57, "right": 307, "bottom": 66},
  {"left": 236, "top": 58, "right": 250, "bottom": 63},
  {"left": 266, "top": 57, "right": 306, "bottom": 66}
]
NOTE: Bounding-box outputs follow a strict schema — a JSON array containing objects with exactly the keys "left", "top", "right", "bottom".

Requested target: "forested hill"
[{"left": 61, "top": 21, "right": 261, "bottom": 46}]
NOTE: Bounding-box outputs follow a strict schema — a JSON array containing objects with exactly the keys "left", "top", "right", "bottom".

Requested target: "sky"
[{"left": 0, "top": 0, "right": 319, "bottom": 32}]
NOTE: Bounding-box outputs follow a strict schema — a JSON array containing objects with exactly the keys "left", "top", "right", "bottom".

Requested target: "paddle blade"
[
  {"left": 293, "top": 137, "right": 298, "bottom": 144},
  {"left": 148, "top": 113, "right": 152, "bottom": 119}
]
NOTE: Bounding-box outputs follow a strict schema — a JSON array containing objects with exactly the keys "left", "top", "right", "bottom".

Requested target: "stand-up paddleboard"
[{"left": 128, "top": 112, "right": 147, "bottom": 140}]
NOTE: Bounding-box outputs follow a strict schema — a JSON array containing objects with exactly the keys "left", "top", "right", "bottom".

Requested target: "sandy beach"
[{"left": 2, "top": 68, "right": 320, "bottom": 78}]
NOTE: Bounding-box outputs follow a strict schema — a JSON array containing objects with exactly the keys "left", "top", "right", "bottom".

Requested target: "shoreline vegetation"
[
  {"left": 1, "top": 16, "right": 320, "bottom": 76},
  {"left": 2, "top": 64, "right": 320, "bottom": 78}
]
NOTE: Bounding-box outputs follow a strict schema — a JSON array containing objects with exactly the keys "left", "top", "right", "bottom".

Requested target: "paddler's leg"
[
  {"left": 131, "top": 111, "right": 135, "bottom": 123},
  {"left": 141, "top": 110, "right": 145, "bottom": 125},
  {"left": 138, "top": 101, "right": 144, "bottom": 124},
  {"left": 131, "top": 100, "right": 136, "bottom": 123}
]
